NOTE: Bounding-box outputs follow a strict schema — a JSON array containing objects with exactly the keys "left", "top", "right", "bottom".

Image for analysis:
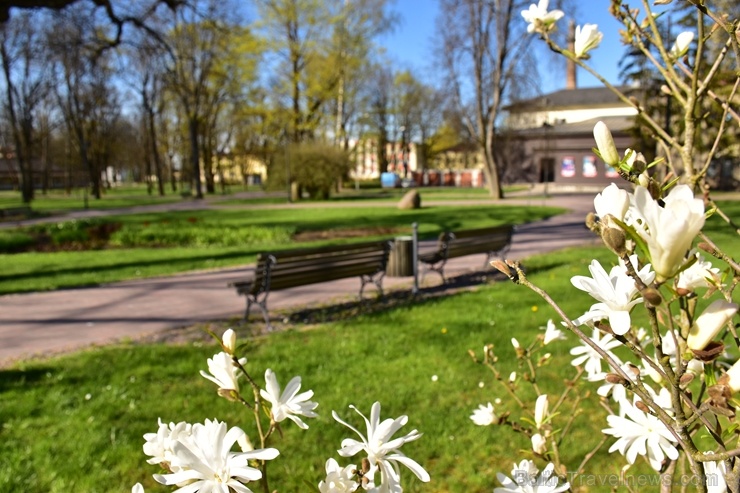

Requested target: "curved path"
[{"left": 0, "top": 193, "right": 600, "bottom": 367}]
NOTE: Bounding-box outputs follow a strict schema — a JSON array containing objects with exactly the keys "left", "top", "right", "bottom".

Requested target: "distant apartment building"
[{"left": 349, "top": 139, "right": 421, "bottom": 180}]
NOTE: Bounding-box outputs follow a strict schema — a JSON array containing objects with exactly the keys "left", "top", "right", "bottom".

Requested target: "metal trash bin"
[{"left": 387, "top": 236, "right": 414, "bottom": 277}]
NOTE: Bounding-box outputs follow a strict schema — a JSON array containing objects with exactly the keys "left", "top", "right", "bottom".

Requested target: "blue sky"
[{"left": 378, "top": 0, "right": 628, "bottom": 93}]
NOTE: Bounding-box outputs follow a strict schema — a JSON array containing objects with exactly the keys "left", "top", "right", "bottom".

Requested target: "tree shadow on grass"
[
  {"left": 0, "top": 366, "right": 53, "bottom": 390},
  {"left": 268, "top": 269, "right": 508, "bottom": 328}
]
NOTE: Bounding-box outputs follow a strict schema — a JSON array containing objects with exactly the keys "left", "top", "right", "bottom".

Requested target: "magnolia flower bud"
[
  {"left": 670, "top": 31, "right": 694, "bottom": 59},
  {"left": 635, "top": 400, "right": 651, "bottom": 413},
  {"left": 534, "top": 394, "right": 549, "bottom": 429},
  {"left": 679, "top": 373, "right": 695, "bottom": 387},
  {"left": 605, "top": 373, "right": 627, "bottom": 385},
  {"left": 602, "top": 227, "right": 627, "bottom": 255},
  {"left": 654, "top": 0, "right": 673, "bottom": 5},
  {"left": 585, "top": 212, "right": 598, "bottom": 231},
  {"left": 222, "top": 329, "right": 237, "bottom": 354},
  {"left": 686, "top": 300, "right": 738, "bottom": 351},
  {"left": 698, "top": 242, "right": 717, "bottom": 256},
  {"left": 509, "top": 371, "right": 517, "bottom": 383},
  {"left": 531, "top": 433, "right": 547, "bottom": 454},
  {"left": 726, "top": 359, "right": 740, "bottom": 392},
  {"left": 491, "top": 260, "right": 511, "bottom": 277},
  {"left": 625, "top": 363, "right": 641, "bottom": 379},
  {"left": 217, "top": 388, "right": 240, "bottom": 402},
  {"left": 593, "top": 121, "right": 620, "bottom": 165},
  {"left": 641, "top": 288, "right": 663, "bottom": 307},
  {"left": 624, "top": 149, "right": 646, "bottom": 174},
  {"left": 686, "top": 358, "right": 703, "bottom": 376}
]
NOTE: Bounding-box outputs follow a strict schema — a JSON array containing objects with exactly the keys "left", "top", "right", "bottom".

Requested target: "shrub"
[
  {"left": 109, "top": 222, "right": 295, "bottom": 248},
  {"left": 0, "top": 230, "right": 35, "bottom": 252},
  {"left": 266, "top": 142, "right": 352, "bottom": 199}
]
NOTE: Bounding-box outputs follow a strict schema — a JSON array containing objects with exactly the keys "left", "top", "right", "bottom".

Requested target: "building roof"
[
  {"left": 506, "top": 86, "right": 638, "bottom": 112},
  {"left": 509, "top": 115, "right": 635, "bottom": 138}
]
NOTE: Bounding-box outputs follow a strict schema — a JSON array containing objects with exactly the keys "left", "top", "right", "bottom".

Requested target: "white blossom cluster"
[{"left": 135, "top": 328, "right": 429, "bottom": 493}]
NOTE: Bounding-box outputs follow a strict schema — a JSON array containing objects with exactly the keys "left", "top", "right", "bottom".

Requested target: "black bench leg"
[
  {"left": 360, "top": 273, "right": 384, "bottom": 300},
  {"left": 421, "top": 262, "right": 446, "bottom": 285},
  {"left": 245, "top": 298, "right": 254, "bottom": 320},
  {"left": 245, "top": 295, "right": 273, "bottom": 332}
]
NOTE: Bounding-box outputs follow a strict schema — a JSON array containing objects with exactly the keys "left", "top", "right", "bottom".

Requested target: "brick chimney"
[{"left": 566, "top": 20, "right": 577, "bottom": 89}]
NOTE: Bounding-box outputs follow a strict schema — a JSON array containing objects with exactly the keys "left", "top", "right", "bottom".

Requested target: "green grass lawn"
[
  {"left": 0, "top": 246, "right": 655, "bottom": 493},
  {"left": 0, "top": 184, "right": 186, "bottom": 213},
  {"left": 219, "top": 184, "right": 531, "bottom": 206},
  {"left": 2, "top": 222, "right": 737, "bottom": 492},
  {"left": 0, "top": 204, "right": 563, "bottom": 294}
]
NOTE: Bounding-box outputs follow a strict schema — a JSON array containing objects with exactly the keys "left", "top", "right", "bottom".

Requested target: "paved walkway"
[{"left": 0, "top": 193, "right": 600, "bottom": 367}]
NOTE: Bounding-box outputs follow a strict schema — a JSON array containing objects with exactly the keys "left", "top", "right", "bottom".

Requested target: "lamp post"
[{"left": 400, "top": 125, "right": 407, "bottom": 178}]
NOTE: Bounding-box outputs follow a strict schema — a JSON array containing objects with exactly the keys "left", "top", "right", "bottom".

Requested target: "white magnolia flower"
[
  {"left": 495, "top": 460, "right": 569, "bottom": 493},
  {"left": 642, "top": 355, "right": 664, "bottom": 384},
  {"left": 509, "top": 371, "right": 517, "bottom": 382},
  {"left": 521, "top": 0, "right": 564, "bottom": 34},
  {"left": 318, "top": 458, "right": 359, "bottom": 493},
  {"left": 645, "top": 385, "right": 675, "bottom": 416},
  {"left": 602, "top": 397, "right": 678, "bottom": 471},
  {"left": 143, "top": 418, "right": 193, "bottom": 468},
  {"left": 594, "top": 183, "right": 630, "bottom": 224},
  {"left": 636, "top": 327, "right": 651, "bottom": 344},
  {"left": 574, "top": 24, "right": 603, "bottom": 58},
  {"left": 470, "top": 402, "right": 497, "bottom": 426},
  {"left": 687, "top": 300, "right": 739, "bottom": 351},
  {"left": 670, "top": 31, "right": 694, "bottom": 58},
  {"left": 534, "top": 394, "right": 548, "bottom": 430},
  {"left": 200, "top": 351, "right": 246, "bottom": 393},
  {"left": 153, "top": 419, "right": 279, "bottom": 493},
  {"left": 570, "top": 257, "right": 653, "bottom": 335},
  {"left": 542, "top": 319, "right": 566, "bottom": 345},
  {"left": 702, "top": 454, "right": 728, "bottom": 493},
  {"left": 593, "top": 121, "right": 620, "bottom": 166},
  {"left": 511, "top": 337, "right": 521, "bottom": 349},
  {"left": 677, "top": 253, "right": 721, "bottom": 291},
  {"left": 132, "top": 483, "right": 144, "bottom": 493},
  {"left": 629, "top": 185, "right": 705, "bottom": 281},
  {"left": 260, "top": 369, "right": 318, "bottom": 429},
  {"left": 332, "top": 401, "right": 430, "bottom": 492},
  {"left": 531, "top": 433, "right": 547, "bottom": 455},
  {"left": 570, "top": 327, "right": 622, "bottom": 377}
]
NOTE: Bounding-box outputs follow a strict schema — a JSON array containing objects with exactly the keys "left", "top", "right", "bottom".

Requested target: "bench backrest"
[
  {"left": 439, "top": 225, "right": 514, "bottom": 259},
  {"left": 250, "top": 240, "right": 392, "bottom": 294}
]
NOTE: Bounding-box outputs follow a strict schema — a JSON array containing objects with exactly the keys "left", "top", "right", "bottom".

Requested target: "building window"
[
  {"left": 583, "top": 155, "right": 597, "bottom": 178},
  {"left": 561, "top": 156, "right": 575, "bottom": 177}
]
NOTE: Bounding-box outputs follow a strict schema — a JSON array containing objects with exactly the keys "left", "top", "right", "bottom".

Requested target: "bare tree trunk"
[
  {"left": 188, "top": 117, "right": 202, "bottom": 198},
  {"left": 1, "top": 42, "right": 34, "bottom": 203}
]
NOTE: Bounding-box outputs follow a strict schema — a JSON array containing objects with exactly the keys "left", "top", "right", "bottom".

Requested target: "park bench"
[
  {"left": 418, "top": 224, "right": 515, "bottom": 283},
  {"left": 0, "top": 205, "right": 31, "bottom": 220},
  {"left": 231, "top": 240, "right": 393, "bottom": 330}
]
